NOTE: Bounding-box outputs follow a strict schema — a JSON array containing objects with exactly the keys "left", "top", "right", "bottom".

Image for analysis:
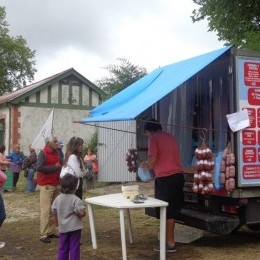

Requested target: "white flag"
[{"left": 31, "top": 109, "right": 54, "bottom": 150}]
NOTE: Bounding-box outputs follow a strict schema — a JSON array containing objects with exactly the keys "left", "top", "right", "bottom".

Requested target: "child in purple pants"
[{"left": 52, "top": 174, "right": 86, "bottom": 260}]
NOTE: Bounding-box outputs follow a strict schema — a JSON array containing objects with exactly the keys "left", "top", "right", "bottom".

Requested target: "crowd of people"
[
  {"left": 0, "top": 135, "right": 99, "bottom": 258},
  {"left": 0, "top": 118, "right": 184, "bottom": 257}
]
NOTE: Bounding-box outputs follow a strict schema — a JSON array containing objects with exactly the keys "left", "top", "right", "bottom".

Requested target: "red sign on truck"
[
  {"left": 246, "top": 108, "right": 256, "bottom": 128},
  {"left": 243, "top": 147, "right": 256, "bottom": 163},
  {"left": 248, "top": 88, "right": 260, "bottom": 105},
  {"left": 244, "top": 62, "right": 260, "bottom": 86},
  {"left": 243, "top": 165, "right": 260, "bottom": 179},
  {"left": 242, "top": 130, "right": 256, "bottom": 145}
]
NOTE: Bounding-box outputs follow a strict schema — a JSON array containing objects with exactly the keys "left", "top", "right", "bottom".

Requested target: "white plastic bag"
[
  {"left": 137, "top": 167, "right": 153, "bottom": 182},
  {"left": 60, "top": 164, "right": 76, "bottom": 178},
  {"left": 60, "top": 164, "right": 80, "bottom": 189}
]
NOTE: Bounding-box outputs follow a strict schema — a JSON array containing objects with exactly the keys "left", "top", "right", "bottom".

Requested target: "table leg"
[
  {"left": 125, "top": 209, "right": 133, "bottom": 243},
  {"left": 119, "top": 209, "right": 127, "bottom": 260},
  {"left": 87, "top": 203, "right": 97, "bottom": 249},
  {"left": 159, "top": 206, "right": 166, "bottom": 260}
]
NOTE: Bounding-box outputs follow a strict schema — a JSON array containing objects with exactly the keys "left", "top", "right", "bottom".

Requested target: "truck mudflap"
[
  {"left": 178, "top": 209, "right": 240, "bottom": 235},
  {"left": 145, "top": 207, "right": 240, "bottom": 235}
]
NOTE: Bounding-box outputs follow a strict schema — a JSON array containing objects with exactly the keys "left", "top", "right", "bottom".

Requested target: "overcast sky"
[{"left": 2, "top": 0, "right": 225, "bottom": 84}]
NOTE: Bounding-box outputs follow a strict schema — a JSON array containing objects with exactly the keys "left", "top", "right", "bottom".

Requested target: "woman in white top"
[{"left": 64, "top": 137, "right": 86, "bottom": 199}]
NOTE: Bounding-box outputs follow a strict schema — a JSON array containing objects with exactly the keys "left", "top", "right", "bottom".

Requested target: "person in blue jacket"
[{"left": 7, "top": 144, "right": 25, "bottom": 190}]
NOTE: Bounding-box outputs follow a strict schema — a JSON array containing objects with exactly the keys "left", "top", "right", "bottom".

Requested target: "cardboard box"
[{"left": 121, "top": 185, "right": 139, "bottom": 199}]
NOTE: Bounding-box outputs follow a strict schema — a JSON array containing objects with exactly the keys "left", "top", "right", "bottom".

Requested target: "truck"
[
  {"left": 79, "top": 46, "right": 260, "bottom": 235},
  {"left": 144, "top": 47, "right": 260, "bottom": 235}
]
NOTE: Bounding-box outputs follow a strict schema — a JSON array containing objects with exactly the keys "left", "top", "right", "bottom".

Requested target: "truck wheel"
[{"left": 247, "top": 224, "right": 260, "bottom": 231}]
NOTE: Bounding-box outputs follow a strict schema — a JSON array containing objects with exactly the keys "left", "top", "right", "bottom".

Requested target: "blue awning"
[{"left": 80, "top": 46, "right": 232, "bottom": 123}]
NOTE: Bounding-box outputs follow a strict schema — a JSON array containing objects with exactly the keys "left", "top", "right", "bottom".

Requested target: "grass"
[
  {"left": 3, "top": 172, "right": 260, "bottom": 259},
  {"left": 11, "top": 170, "right": 113, "bottom": 191}
]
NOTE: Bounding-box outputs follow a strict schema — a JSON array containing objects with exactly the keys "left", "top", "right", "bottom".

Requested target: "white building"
[{"left": 0, "top": 68, "right": 102, "bottom": 155}]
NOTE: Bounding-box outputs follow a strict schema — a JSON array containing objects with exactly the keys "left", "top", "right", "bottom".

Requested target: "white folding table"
[{"left": 85, "top": 193, "right": 168, "bottom": 260}]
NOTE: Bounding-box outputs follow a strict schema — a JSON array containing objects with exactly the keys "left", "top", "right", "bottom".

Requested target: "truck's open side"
[{"left": 144, "top": 47, "right": 260, "bottom": 234}]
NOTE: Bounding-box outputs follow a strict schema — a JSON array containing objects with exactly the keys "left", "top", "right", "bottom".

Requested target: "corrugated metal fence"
[{"left": 97, "top": 121, "right": 137, "bottom": 182}]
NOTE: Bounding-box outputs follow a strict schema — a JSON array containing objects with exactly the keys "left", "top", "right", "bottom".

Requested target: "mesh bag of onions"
[
  {"left": 126, "top": 148, "right": 138, "bottom": 173},
  {"left": 192, "top": 139, "right": 215, "bottom": 194}
]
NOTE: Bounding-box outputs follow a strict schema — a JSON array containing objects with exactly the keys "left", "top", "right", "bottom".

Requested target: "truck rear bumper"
[
  {"left": 145, "top": 207, "right": 240, "bottom": 235},
  {"left": 180, "top": 208, "right": 240, "bottom": 235}
]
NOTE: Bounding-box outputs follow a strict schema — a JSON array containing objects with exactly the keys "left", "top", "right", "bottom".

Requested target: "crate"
[
  {"left": 3, "top": 170, "right": 13, "bottom": 191},
  {"left": 174, "top": 225, "right": 204, "bottom": 243}
]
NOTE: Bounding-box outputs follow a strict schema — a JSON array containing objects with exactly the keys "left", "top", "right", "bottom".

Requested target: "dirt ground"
[{"left": 1, "top": 180, "right": 260, "bottom": 260}]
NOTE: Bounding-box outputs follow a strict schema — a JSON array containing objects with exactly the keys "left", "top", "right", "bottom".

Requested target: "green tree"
[
  {"left": 0, "top": 6, "right": 36, "bottom": 94},
  {"left": 96, "top": 58, "right": 147, "bottom": 100},
  {"left": 191, "top": 0, "right": 260, "bottom": 51},
  {"left": 85, "top": 132, "right": 98, "bottom": 153}
]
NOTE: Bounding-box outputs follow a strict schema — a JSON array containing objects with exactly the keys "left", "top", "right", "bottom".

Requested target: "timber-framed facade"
[{"left": 0, "top": 68, "right": 102, "bottom": 153}]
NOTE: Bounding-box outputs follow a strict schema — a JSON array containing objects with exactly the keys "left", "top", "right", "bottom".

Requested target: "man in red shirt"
[
  {"left": 37, "top": 135, "right": 61, "bottom": 243},
  {"left": 142, "top": 119, "right": 184, "bottom": 253}
]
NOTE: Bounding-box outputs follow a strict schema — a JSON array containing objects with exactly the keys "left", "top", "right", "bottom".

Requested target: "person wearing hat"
[{"left": 57, "top": 141, "right": 64, "bottom": 164}]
